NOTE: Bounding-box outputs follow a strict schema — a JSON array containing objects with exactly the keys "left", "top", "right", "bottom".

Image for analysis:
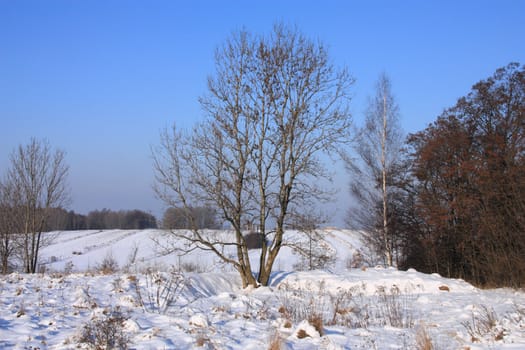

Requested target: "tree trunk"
[
  {"left": 258, "top": 225, "right": 284, "bottom": 286},
  {"left": 238, "top": 263, "right": 257, "bottom": 288},
  {"left": 382, "top": 90, "right": 393, "bottom": 267}
]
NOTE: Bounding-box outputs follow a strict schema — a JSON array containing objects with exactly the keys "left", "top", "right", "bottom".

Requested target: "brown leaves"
[{"left": 406, "top": 63, "right": 525, "bottom": 287}]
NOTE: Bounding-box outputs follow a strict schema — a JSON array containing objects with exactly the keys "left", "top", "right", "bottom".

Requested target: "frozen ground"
[{"left": 0, "top": 229, "right": 524, "bottom": 349}]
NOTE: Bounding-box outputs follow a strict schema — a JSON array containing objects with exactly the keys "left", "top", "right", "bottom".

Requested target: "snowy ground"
[{"left": 1, "top": 229, "right": 524, "bottom": 349}]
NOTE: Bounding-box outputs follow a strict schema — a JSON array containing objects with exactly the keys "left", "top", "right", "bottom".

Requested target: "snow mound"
[{"left": 0, "top": 229, "right": 523, "bottom": 349}]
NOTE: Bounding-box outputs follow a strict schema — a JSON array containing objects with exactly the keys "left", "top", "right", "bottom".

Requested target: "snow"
[{"left": 0, "top": 229, "right": 524, "bottom": 349}]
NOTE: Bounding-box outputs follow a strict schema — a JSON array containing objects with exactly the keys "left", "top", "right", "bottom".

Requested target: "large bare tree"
[
  {"left": 3, "top": 138, "right": 70, "bottom": 273},
  {"left": 153, "top": 25, "right": 353, "bottom": 287},
  {"left": 347, "top": 73, "right": 404, "bottom": 267}
]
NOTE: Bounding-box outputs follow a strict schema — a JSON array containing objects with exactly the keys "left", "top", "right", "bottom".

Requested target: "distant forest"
[{"left": 45, "top": 208, "right": 157, "bottom": 231}]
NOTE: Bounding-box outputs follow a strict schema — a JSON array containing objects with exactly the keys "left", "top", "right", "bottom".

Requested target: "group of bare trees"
[
  {"left": 0, "top": 138, "right": 69, "bottom": 273},
  {"left": 152, "top": 24, "right": 353, "bottom": 287}
]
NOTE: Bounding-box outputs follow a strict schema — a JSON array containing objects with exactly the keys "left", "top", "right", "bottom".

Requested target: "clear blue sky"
[{"left": 1, "top": 1, "right": 524, "bottom": 225}]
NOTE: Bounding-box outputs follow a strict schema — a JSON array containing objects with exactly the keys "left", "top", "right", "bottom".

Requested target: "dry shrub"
[
  {"left": 329, "top": 287, "right": 355, "bottom": 326},
  {"left": 277, "top": 281, "right": 328, "bottom": 325},
  {"left": 347, "top": 250, "right": 365, "bottom": 269},
  {"left": 244, "top": 232, "right": 264, "bottom": 249},
  {"left": 180, "top": 261, "right": 206, "bottom": 273},
  {"left": 308, "top": 313, "right": 324, "bottom": 336},
  {"left": 195, "top": 335, "right": 209, "bottom": 347},
  {"left": 461, "top": 304, "right": 505, "bottom": 342},
  {"left": 96, "top": 252, "right": 119, "bottom": 274},
  {"left": 79, "top": 307, "right": 129, "bottom": 350},
  {"left": 507, "top": 302, "right": 525, "bottom": 325},
  {"left": 278, "top": 280, "right": 418, "bottom": 331},
  {"left": 16, "top": 301, "right": 25, "bottom": 318},
  {"left": 127, "top": 275, "right": 137, "bottom": 282},
  {"left": 279, "top": 281, "right": 370, "bottom": 329},
  {"left": 278, "top": 304, "right": 291, "bottom": 320},
  {"left": 63, "top": 261, "right": 75, "bottom": 274},
  {"left": 129, "top": 267, "right": 186, "bottom": 314},
  {"left": 375, "top": 284, "right": 414, "bottom": 328}
]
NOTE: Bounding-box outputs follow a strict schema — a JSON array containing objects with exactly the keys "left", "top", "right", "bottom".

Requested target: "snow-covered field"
[{"left": 1, "top": 229, "right": 524, "bottom": 349}]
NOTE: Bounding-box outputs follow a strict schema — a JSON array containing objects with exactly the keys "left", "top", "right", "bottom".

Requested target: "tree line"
[
  {"left": 44, "top": 207, "right": 158, "bottom": 231},
  {"left": 36, "top": 206, "right": 219, "bottom": 231}
]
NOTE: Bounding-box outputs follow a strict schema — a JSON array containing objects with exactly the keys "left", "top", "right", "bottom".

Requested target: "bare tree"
[
  {"left": 153, "top": 24, "right": 353, "bottom": 287},
  {"left": 288, "top": 211, "right": 334, "bottom": 271},
  {"left": 4, "top": 138, "right": 70, "bottom": 273},
  {"left": 347, "top": 73, "right": 404, "bottom": 267},
  {"left": 0, "top": 178, "right": 23, "bottom": 273}
]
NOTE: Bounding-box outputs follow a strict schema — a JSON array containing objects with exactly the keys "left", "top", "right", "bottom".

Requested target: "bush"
[
  {"left": 96, "top": 252, "right": 119, "bottom": 274},
  {"left": 79, "top": 307, "right": 130, "bottom": 350},
  {"left": 461, "top": 304, "right": 504, "bottom": 342},
  {"left": 346, "top": 250, "right": 366, "bottom": 269},
  {"left": 180, "top": 261, "right": 206, "bottom": 273},
  {"left": 375, "top": 284, "right": 415, "bottom": 328},
  {"left": 244, "top": 232, "right": 264, "bottom": 250},
  {"left": 278, "top": 280, "right": 332, "bottom": 335},
  {"left": 132, "top": 267, "right": 186, "bottom": 314}
]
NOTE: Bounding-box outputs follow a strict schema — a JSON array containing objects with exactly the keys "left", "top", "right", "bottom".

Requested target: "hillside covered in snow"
[{"left": 0, "top": 229, "right": 524, "bottom": 349}]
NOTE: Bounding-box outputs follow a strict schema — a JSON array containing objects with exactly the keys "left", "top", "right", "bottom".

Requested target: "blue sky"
[{"left": 1, "top": 1, "right": 524, "bottom": 225}]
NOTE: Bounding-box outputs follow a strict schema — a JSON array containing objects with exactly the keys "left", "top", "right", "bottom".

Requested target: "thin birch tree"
[{"left": 347, "top": 73, "right": 403, "bottom": 267}]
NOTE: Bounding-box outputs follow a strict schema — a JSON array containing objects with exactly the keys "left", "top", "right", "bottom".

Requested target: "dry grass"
[
  {"left": 461, "top": 304, "right": 501, "bottom": 342},
  {"left": 308, "top": 313, "right": 324, "bottom": 336},
  {"left": 375, "top": 284, "right": 415, "bottom": 328},
  {"left": 415, "top": 323, "right": 434, "bottom": 350},
  {"left": 267, "top": 331, "right": 282, "bottom": 350},
  {"left": 278, "top": 280, "right": 417, "bottom": 331},
  {"left": 195, "top": 335, "right": 208, "bottom": 347}
]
